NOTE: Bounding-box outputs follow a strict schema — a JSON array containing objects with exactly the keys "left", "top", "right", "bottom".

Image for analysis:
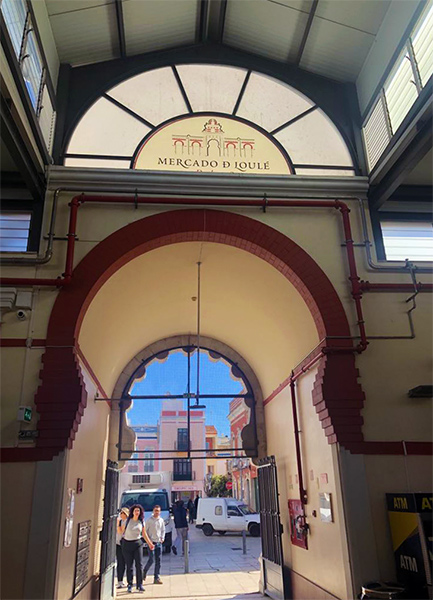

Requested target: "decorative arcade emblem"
[{"left": 133, "top": 115, "right": 292, "bottom": 174}]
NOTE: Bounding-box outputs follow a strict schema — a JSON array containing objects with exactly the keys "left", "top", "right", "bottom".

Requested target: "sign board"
[
  {"left": 133, "top": 115, "right": 292, "bottom": 175},
  {"left": 226, "top": 481, "right": 233, "bottom": 490},
  {"left": 386, "top": 493, "right": 432, "bottom": 592},
  {"left": 73, "top": 520, "right": 92, "bottom": 596},
  {"left": 17, "top": 406, "right": 32, "bottom": 422},
  {"left": 63, "top": 488, "right": 75, "bottom": 548},
  {"left": 319, "top": 492, "right": 333, "bottom": 523},
  {"left": 18, "top": 430, "right": 38, "bottom": 440}
]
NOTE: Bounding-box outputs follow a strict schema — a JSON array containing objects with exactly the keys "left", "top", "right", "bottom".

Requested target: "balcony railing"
[{"left": 171, "top": 470, "right": 195, "bottom": 481}]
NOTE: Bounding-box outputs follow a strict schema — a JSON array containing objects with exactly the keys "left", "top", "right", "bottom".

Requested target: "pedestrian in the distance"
[
  {"left": 143, "top": 505, "right": 165, "bottom": 585},
  {"left": 116, "top": 507, "right": 129, "bottom": 588},
  {"left": 187, "top": 498, "right": 195, "bottom": 524},
  {"left": 120, "top": 504, "right": 154, "bottom": 593},
  {"left": 171, "top": 500, "right": 189, "bottom": 555},
  {"left": 194, "top": 494, "right": 200, "bottom": 519}
]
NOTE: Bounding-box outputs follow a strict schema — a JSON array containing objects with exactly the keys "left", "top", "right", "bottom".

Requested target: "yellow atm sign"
[{"left": 386, "top": 493, "right": 433, "bottom": 513}]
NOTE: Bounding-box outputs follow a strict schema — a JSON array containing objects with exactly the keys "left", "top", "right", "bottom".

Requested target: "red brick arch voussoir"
[{"left": 9, "top": 209, "right": 365, "bottom": 461}]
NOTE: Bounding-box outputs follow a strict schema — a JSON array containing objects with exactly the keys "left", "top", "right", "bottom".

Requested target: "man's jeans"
[
  {"left": 174, "top": 527, "right": 188, "bottom": 554},
  {"left": 143, "top": 542, "right": 162, "bottom": 581}
]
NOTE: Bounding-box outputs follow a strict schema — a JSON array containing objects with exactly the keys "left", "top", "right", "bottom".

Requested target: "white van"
[
  {"left": 120, "top": 488, "right": 173, "bottom": 553},
  {"left": 196, "top": 498, "right": 260, "bottom": 537}
]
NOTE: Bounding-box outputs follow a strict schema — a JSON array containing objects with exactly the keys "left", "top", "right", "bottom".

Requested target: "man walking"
[
  {"left": 172, "top": 500, "right": 188, "bottom": 555},
  {"left": 143, "top": 505, "right": 165, "bottom": 585}
]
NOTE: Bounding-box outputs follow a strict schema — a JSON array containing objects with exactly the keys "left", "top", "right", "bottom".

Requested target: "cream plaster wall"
[
  {"left": 1, "top": 195, "right": 432, "bottom": 600},
  {"left": 265, "top": 368, "right": 351, "bottom": 599},
  {"left": 0, "top": 462, "right": 36, "bottom": 599},
  {"left": 54, "top": 368, "right": 110, "bottom": 600},
  {"left": 78, "top": 241, "right": 319, "bottom": 398}
]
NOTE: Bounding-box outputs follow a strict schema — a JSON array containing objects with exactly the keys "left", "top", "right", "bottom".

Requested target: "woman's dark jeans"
[{"left": 121, "top": 539, "right": 144, "bottom": 587}]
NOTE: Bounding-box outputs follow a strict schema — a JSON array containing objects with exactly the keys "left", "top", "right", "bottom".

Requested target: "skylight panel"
[
  {"left": 176, "top": 65, "right": 247, "bottom": 115},
  {"left": 66, "top": 97, "right": 150, "bottom": 156},
  {"left": 237, "top": 72, "right": 314, "bottom": 132},
  {"left": 108, "top": 67, "right": 188, "bottom": 127}
]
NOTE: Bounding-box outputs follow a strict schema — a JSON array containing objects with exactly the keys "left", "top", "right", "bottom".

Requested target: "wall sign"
[
  {"left": 74, "top": 520, "right": 92, "bottom": 596},
  {"left": 319, "top": 492, "right": 333, "bottom": 523},
  {"left": 133, "top": 115, "right": 292, "bottom": 175},
  {"left": 63, "top": 488, "right": 75, "bottom": 548}
]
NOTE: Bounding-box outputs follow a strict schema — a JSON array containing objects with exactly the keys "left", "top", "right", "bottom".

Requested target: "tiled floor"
[{"left": 116, "top": 526, "right": 262, "bottom": 599}]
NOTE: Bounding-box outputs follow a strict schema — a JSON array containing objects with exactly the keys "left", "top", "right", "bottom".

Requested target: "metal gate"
[
  {"left": 257, "top": 456, "right": 287, "bottom": 600},
  {"left": 99, "top": 460, "right": 119, "bottom": 600}
]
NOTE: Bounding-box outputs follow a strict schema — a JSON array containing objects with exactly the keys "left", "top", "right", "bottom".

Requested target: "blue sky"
[{"left": 128, "top": 350, "right": 244, "bottom": 437}]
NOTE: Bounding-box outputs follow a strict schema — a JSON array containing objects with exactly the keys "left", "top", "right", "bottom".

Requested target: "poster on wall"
[{"left": 63, "top": 488, "right": 75, "bottom": 548}]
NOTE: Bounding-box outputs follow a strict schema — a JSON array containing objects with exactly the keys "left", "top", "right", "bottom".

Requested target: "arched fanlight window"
[{"left": 64, "top": 65, "right": 356, "bottom": 176}]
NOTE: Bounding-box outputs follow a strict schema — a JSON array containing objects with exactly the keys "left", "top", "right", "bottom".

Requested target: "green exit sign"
[{"left": 17, "top": 406, "right": 32, "bottom": 423}]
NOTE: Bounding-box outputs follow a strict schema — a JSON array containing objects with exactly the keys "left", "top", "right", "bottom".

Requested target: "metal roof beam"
[
  {"left": 207, "top": 0, "right": 228, "bottom": 43},
  {"left": 115, "top": 0, "right": 126, "bottom": 59},
  {"left": 196, "top": 0, "right": 210, "bottom": 43},
  {"left": 294, "top": 0, "right": 318, "bottom": 66}
]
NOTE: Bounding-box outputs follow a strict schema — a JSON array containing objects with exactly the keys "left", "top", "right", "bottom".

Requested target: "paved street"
[{"left": 116, "top": 525, "right": 262, "bottom": 599}]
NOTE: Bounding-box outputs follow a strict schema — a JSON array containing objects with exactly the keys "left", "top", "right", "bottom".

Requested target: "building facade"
[{"left": 1, "top": 2, "right": 432, "bottom": 600}]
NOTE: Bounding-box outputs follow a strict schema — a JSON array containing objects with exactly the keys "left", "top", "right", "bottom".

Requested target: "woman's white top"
[{"left": 123, "top": 518, "right": 144, "bottom": 541}]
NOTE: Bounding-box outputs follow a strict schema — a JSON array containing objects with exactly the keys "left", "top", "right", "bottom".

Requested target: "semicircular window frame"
[{"left": 64, "top": 64, "right": 358, "bottom": 177}]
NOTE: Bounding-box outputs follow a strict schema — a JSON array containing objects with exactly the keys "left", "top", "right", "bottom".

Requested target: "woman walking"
[
  {"left": 116, "top": 507, "right": 129, "bottom": 588},
  {"left": 120, "top": 504, "right": 154, "bottom": 593}
]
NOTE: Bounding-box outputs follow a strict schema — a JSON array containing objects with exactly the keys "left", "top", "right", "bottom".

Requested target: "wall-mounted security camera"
[{"left": 16, "top": 309, "right": 28, "bottom": 321}]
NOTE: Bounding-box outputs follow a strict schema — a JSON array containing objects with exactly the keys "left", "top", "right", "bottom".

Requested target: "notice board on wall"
[{"left": 73, "top": 520, "right": 91, "bottom": 596}]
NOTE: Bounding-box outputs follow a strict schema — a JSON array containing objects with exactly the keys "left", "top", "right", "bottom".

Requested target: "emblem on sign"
[{"left": 133, "top": 115, "right": 292, "bottom": 175}]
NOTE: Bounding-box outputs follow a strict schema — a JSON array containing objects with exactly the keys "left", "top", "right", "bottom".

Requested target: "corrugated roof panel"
[
  {"left": 123, "top": 0, "right": 197, "bottom": 56},
  {"left": 314, "top": 0, "right": 391, "bottom": 36},
  {"left": 48, "top": 2, "right": 118, "bottom": 65},
  {"left": 224, "top": 0, "right": 309, "bottom": 63},
  {"left": 46, "top": 0, "right": 114, "bottom": 15},
  {"left": 300, "top": 17, "right": 374, "bottom": 81}
]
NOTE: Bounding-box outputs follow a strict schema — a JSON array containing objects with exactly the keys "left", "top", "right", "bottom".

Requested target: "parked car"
[
  {"left": 120, "top": 488, "right": 173, "bottom": 553},
  {"left": 196, "top": 497, "right": 260, "bottom": 537}
]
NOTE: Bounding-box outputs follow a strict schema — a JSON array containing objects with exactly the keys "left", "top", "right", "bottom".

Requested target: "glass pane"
[
  {"left": 0, "top": 212, "right": 31, "bottom": 252},
  {"left": 363, "top": 99, "right": 391, "bottom": 171},
  {"left": 108, "top": 67, "right": 187, "bottom": 127},
  {"left": 39, "top": 86, "right": 56, "bottom": 152},
  {"left": 237, "top": 72, "right": 314, "bottom": 132},
  {"left": 412, "top": 3, "right": 433, "bottom": 87},
  {"left": 381, "top": 221, "right": 433, "bottom": 262},
  {"left": 384, "top": 52, "right": 418, "bottom": 134},
  {"left": 64, "top": 157, "right": 130, "bottom": 169},
  {"left": 295, "top": 168, "right": 355, "bottom": 177},
  {"left": 275, "top": 107, "right": 354, "bottom": 166},
  {"left": 21, "top": 29, "right": 43, "bottom": 110},
  {"left": 176, "top": 64, "right": 247, "bottom": 114},
  {"left": 66, "top": 97, "right": 150, "bottom": 156},
  {"left": 1, "top": 0, "right": 27, "bottom": 57}
]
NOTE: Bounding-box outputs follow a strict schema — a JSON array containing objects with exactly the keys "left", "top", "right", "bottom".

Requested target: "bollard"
[
  {"left": 184, "top": 539, "right": 189, "bottom": 573},
  {"left": 242, "top": 529, "right": 247, "bottom": 555}
]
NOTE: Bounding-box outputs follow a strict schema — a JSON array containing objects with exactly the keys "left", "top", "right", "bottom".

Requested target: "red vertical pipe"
[
  {"left": 290, "top": 377, "right": 307, "bottom": 505},
  {"left": 337, "top": 203, "right": 368, "bottom": 352}
]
